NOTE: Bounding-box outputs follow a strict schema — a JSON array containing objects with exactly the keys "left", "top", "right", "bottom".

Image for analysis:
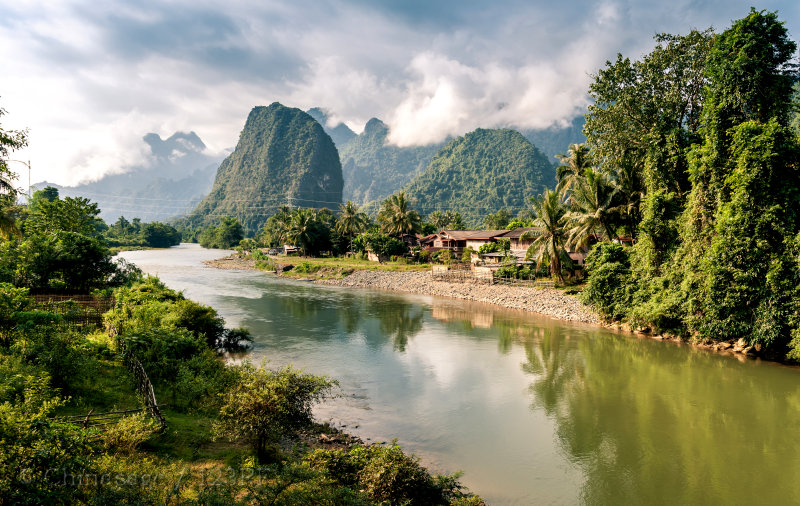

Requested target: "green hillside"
[
  {"left": 402, "top": 128, "right": 555, "bottom": 227},
  {"left": 182, "top": 103, "right": 343, "bottom": 236},
  {"left": 340, "top": 118, "right": 443, "bottom": 204}
]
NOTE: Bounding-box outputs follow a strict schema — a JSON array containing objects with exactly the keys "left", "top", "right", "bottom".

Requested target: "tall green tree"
[
  {"left": 484, "top": 209, "right": 512, "bottom": 229},
  {"left": 525, "top": 190, "right": 568, "bottom": 283},
  {"left": 566, "top": 168, "right": 620, "bottom": 247},
  {"left": 336, "top": 201, "right": 368, "bottom": 252},
  {"left": 0, "top": 102, "right": 26, "bottom": 241},
  {"left": 286, "top": 208, "right": 320, "bottom": 256},
  {"left": 378, "top": 191, "right": 422, "bottom": 237},
  {"left": 555, "top": 143, "right": 593, "bottom": 200},
  {"left": 678, "top": 9, "right": 800, "bottom": 350}
]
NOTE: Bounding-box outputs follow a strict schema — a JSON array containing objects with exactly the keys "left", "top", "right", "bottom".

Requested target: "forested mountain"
[
  {"left": 401, "top": 128, "right": 556, "bottom": 227},
  {"left": 340, "top": 118, "right": 443, "bottom": 204},
  {"left": 181, "top": 103, "right": 343, "bottom": 236},
  {"left": 35, "top": 132, "right": 224, "bottom": 222},
  {"left": 306, "top": 107, "right": 357, "bottom": 147}
]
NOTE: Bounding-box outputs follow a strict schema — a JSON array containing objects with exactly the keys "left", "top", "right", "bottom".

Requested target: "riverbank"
[
  {"left": 205, "top": 254, "right": 599, "bottom": 324},
  {"left": 204, "top": 253, "right": 780, "bottom": 361},
  {"left": 318, "top": 269, "right": 600, "bottom": 324}
]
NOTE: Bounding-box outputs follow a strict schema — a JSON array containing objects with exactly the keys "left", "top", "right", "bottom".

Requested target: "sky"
[{"left": 1, "top": 0, "right": 798, "bottom": 187}]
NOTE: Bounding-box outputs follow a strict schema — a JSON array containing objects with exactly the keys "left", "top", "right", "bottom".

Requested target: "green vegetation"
[
  {"left": 573, "top": 9, "right": 800, "bottom": 361},
  {"left": 378, "top": 191, "right": 422, "bottom": 236},
  {"left": 340, "top": 118, "right": 443, "bottom": 204},
  {"left": 0, "top": 99, "right": 480, "bottom": 504},
  {"left": 402, "top": 128, "right": 556, "bottom": 227},
  {"left": 106, "top": 213, "right": 181, "bottom": 249},
  {"left": 198, "top": 216, "right": 244, "bottom": 249},
  {"left": 181, "top": 103, "right": 343, "bottom": 236},
  {"left": 524, "top": 190, "right": 567, "bottom": 283},
  {"left": 260, "top": 206, "right": 348, "bottom": 256}
]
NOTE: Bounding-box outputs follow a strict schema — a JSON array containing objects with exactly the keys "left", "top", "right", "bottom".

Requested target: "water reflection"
[
  {"left": 120, "top": 245, "right": 800, "bottom": 506},
  {"left": 518, "top": 331, "right": 800, "bottom": 505}
]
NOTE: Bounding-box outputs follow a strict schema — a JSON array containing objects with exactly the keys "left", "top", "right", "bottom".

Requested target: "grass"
[{"left": 270, "top": 255, "right": 429, "bottom": 275}]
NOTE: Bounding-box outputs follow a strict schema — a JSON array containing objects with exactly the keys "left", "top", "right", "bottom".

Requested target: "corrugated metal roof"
[{"left": 441, "top": 230, "right": 508, "bottom": 241}]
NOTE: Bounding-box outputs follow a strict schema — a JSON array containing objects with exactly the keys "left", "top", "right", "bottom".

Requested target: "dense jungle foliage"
[
  {"left": 577, "top": 9, "right": 800, "bottom": 361},
  {"left": 402, "top": 128, "right": 556, "bottom": 227},
  {"left": 181, "top": 103, "right": 343, "bottom": 237}
]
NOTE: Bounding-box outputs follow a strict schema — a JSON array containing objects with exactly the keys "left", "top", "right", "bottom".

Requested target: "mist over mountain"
[
  {"left": 33, "top": 131, "right": 225, "bottom": 223},
  {"left": 306, "top": 107, "right": 357, "bottom": 147},
  {"left": 402, "top": 128, "right": 556, "bottom": 227},
  {"left": 181, "top": 103, "right": 343, "bottom": 236},
  {"left": 520, "top": 115, "right": 586, "bottom": 162}
]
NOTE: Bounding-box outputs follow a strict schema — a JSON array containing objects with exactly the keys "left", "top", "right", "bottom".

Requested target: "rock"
[
  {"left": 718, "top": 342, "right": 733, "bottom": 350},
  {"left": 733, "top": 338, "right": 748, "bottom": 353}
]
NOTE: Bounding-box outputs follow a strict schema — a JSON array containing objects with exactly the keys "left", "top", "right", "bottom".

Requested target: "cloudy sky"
[{"left": 1, "top": 0, "right": 798, "bottom": 186}]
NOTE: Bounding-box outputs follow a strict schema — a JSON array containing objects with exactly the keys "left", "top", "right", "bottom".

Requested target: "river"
[{"left": 120, "top": 244, "right": 800, "bottom": 505}]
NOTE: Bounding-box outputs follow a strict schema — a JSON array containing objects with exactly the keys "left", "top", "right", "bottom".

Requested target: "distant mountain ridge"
[
  {"left": 34, "top": 131, "right": 224, "bottom": 223},
  {"left": 181, "top": 103, "right": 343, "bottom": 236},
  {"left": 306, "top": 107, "right": 357, "bottom": 147},
  {"left": 401, "top": 128, "right": 556, "bottom": 227}
]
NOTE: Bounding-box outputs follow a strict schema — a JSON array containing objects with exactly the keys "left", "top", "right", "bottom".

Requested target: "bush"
[
  {"left": 294, "top": 262, "right": 320, "bottom": 274},
  {"left": 581, "top": 243, "right": 634, "bottom": 320},
  {"left": 214, "top": 363, "right": 336, "bottom": 463},
  {"left": 101, "top": 412, "right": 159, "bottom": 453},
  {"left": 255, "top": 259, "right": 277, "bottom": 271},
  {"left": 307, "top": 444, "right": 484, "bottom": 505}
]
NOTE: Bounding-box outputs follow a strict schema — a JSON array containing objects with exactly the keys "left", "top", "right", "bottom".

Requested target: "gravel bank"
[{"left": 317, "top": 270, "right": 599, "bottom": 324}]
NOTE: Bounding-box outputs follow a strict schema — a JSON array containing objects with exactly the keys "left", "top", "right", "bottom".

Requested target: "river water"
[{"left": 120, "top": 244, "right": 800, "bottom": 505}]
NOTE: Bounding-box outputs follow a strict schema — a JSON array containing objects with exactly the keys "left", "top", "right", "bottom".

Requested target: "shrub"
[
  {"left": 101, "top": 412, "right": 159, "bottom": 453},
  {"left": 580, "top": 243, "right": 634, "bottom": 320},
  {"left": 294, "top": 262, "right": 320, "bottom": 274},
  {"left": 255, "top": 259, "right": 277, "bottom": 271},
  {"left": 214, "top": 363, "right": 336, "bottom": 463},
  {"left": 307, "top": 444, "right": 484, "bottom": 505}
]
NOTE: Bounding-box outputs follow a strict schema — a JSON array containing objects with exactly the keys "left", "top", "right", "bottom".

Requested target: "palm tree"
[
  {"left": 378, "top": 191, "right": 421, "bottom": 237},
  {"left": 525, "top": 190, "right": 567, "bottom": 283},
  {"left": 565, "top": 167, "right": 620, "bottom": 249},
  {"left": 428, "top": 211, "right": 447, "bottom": 230},
  {"left": 285, "top": 209, "right": 318, "bottom": 256},
  {"left": 336, "top": 201, "right": 368, "bottom": 252},
  {"left": 555, "top": 144, "right": 593, "bottom": 201}
]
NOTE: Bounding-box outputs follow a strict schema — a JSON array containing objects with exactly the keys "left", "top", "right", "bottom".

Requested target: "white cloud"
[{"left": 1, "top": 0, "right": 797, "bottom": 185}]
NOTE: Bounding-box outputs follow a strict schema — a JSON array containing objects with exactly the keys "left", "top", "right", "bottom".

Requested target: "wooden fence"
[
  {"left": 56, "top": 406, "right": 167, "bottom": 430},
  {"left": 32, "top": 294, "right": 115, "bottom": 329},
  {"left": 431, "top": 266, "right": 555, "bottom": 287},
  {"left": 110, "top": 325, "right": 167, "bottom": 429}
]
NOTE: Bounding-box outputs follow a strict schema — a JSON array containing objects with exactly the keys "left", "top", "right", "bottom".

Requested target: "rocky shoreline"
[{"left": 316, "top": 270, "right": 600, "bottom": 324}]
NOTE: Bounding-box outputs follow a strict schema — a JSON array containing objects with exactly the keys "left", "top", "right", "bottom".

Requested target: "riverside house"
[{"left": 429, "top": 230, "right": 509, "bottom": 254}]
